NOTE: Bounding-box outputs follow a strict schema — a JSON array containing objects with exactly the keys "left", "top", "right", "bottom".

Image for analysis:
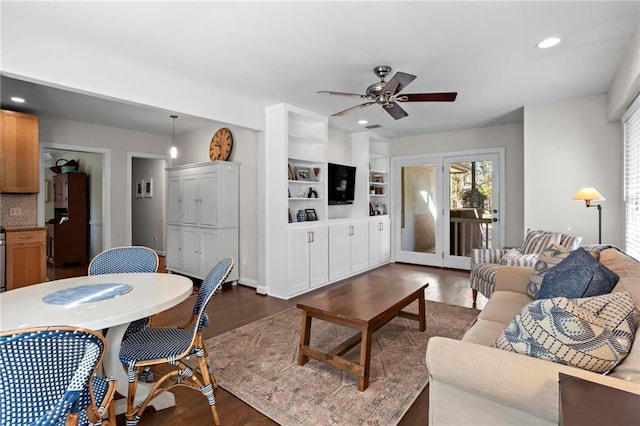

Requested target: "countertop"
[{"left": 4, "top": 226, "right": 46, "bottom": 232}]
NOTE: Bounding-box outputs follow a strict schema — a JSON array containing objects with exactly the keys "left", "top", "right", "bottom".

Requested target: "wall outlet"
[{"left": 9, "top": 208, "right": 21, "bottom": 216}]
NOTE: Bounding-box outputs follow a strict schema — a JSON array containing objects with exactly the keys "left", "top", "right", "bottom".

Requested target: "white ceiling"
[{"left": 1, "top": 1, "right": 639, "bottom": 138}]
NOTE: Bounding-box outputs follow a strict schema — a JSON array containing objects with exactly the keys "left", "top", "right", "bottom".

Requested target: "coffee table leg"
[
  {"left": 358, "top": 325, "right": 373, "bottom": 391},
  {"left": 298, "top": 310, "right": 312, "bottom": 365},
  {"left": 418, "top": 292, "right": 426, "bottom": 332}
]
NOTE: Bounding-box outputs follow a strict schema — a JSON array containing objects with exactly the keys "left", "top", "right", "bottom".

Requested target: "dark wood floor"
[{"left": 48, "top": 260, "right": 487, "bottom": 425}]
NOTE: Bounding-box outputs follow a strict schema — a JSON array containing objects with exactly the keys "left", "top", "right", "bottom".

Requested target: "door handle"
[{"left": 492, "top": 218, "right": 498, "bottom": 222}]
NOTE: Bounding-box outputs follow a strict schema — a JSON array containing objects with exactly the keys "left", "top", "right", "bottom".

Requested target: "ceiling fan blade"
[
  {"left": 317, "top": 90, "right": 365, "bottom": 98},
  {"left": 397, "top": 92, "right": 458, "bottom": 102},
  {"left": 383, "top": 102, "right": 408, "bottom": 120},
  {"left": 332, "top": 101, "right": 376, "bottom": 117},
  {"left": 382, "top": 72, "right": 417, "bottom": 95}
]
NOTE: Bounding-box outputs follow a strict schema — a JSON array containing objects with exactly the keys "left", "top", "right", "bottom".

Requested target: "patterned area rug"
[{"left": 205, "top": 300, "right": 479, "bottom": 425}]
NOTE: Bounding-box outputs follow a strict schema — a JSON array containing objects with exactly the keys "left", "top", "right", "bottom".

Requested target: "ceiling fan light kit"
[{"left": 318, "top": 65, "right": 457, "bottom": 120}]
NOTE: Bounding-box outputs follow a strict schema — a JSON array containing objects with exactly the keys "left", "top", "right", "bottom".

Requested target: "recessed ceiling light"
[
  {"left": 11, "top": 96, "right": 25, "bottom": 103},
  {"left": 537, "top": 37, "right": 561, "bottom": 49},
  {"left": 358, "top": 120, "right": 368, "bottom": 125}
]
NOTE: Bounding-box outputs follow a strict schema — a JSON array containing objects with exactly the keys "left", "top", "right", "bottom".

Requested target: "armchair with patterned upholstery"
[{"left": 470, "top": 229, "right": 581, "bottom": 303}]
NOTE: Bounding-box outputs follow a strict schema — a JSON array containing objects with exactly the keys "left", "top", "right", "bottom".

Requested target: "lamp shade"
[{"left": 573, "top": 187, "right": 605, "bottom": 206}]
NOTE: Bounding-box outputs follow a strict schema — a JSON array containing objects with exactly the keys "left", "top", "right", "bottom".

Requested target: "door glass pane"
[
  {"left": 448, "top": 161, "right": 494, "bottom": 256},
  {"left": 401, "top": 165, "right": 437, "bottom": 254}
]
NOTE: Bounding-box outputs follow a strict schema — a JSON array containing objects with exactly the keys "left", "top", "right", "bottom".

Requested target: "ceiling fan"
[{"left": 318, "top": 65, "right": 457, "bottom": 120}]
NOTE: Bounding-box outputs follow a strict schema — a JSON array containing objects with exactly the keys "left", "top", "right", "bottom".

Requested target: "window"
[{"left": 623, "top": 95, "right": 640, "bottom": 259}]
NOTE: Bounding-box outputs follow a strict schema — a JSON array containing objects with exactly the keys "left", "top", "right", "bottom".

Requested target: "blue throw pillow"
[{"left": 536, "top": 248, "right": 619, "bottom": 299}]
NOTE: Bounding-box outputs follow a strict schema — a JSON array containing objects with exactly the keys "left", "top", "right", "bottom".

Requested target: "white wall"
[
  {"left": 173, "top": 123, "right": 259, "bottom": 286},
  {"left": 390, "top": 123, "right": 525, "bottom": 247},
  {"left": 39, "top": 117, "right": 170, "bottom": 248},
  {"left": 609, "top": 27, "right": 640, "bottom": 120},
  {"left": 132, "top": 158, "right": 165, "bottom": 252},
  {"left": 524, "top": 94, "right": 623, "bottom": 246}
]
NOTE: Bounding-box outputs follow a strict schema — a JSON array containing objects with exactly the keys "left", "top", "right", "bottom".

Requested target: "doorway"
[
  {"left": 392, "top": 149, "right": 504, "bottom": 269},
  {"left": 39, "top": 143, "right": 111, "bottom": 259}
]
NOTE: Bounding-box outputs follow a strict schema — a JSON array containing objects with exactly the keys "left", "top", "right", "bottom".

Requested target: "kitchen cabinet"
[
  {"left": 287, "top": 224, "right": 328, "bottom": 296},
  {"left": 328, "top": 219, "right": 369, "bottom": 281},
  {"left": 369, "top": 216, "right": 391, "bottom": 267},
  {"left": 0, "top": 110, "right": 39, "bottom": 193},
  {"left": 165, "top": 162, "right": 239, "bottom": 282},
  {"left": 6, "top": 228, "right": 46, "bottom": 290}
]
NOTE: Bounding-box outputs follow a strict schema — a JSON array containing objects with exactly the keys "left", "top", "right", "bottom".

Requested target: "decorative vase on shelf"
[
  {"left": 296, "top": 209, "right": 307, "bottom": 222},
  {"left": 307, "top": 187, "right": 318, "bottom": 198}
]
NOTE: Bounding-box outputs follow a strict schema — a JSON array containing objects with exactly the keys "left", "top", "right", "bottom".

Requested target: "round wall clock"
[{"left": 209, "top": 127, "right": 233, "bottom": 161}]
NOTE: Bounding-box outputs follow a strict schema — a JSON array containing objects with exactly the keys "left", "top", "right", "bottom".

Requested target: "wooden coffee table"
[{"left": 296, "top": 275, "right": 428, "bottom": 391}]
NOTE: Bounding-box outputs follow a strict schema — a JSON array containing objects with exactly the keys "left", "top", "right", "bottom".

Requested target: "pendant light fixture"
[{"left": 170, "top": 114, "right": 178, "bottom": 159}]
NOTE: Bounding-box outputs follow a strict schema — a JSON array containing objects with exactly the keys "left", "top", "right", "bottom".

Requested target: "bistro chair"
[
  {"left": 89, "top": 246, "right": 159, "bottom": 336},
  {"left": 119, "top": 257, "right": 234, "bottom": 426},
  {"left": 0, "top": 326, "right": 117, "bottom": 426}
]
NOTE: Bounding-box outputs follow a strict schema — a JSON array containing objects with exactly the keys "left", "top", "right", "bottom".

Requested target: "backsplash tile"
[{"left": 0, "top": 194, "right": 38, "bottom": 227}]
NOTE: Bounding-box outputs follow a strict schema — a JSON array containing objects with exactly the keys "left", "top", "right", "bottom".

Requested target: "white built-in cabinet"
[
  {"left": 260, "top": 104, "right": 392, "bottom": 300},
  {"left": 287, "top": 224, "right": 329, "bottom": 295},
  {"left": 369, "top": 216, "right": 391, "bottom": 267},
  {"left": 166, "top": 161, "right": 239, "bottom": 282},
  {"left": 328, "top": 220, "right": 369, "bottom": 281}
]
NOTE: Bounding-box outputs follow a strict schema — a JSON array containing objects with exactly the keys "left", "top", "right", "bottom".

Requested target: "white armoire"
[{"left": 165, "top": 161, "right": 239, "bottom": 283}]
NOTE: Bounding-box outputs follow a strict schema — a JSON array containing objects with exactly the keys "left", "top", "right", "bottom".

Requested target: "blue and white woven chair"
[
  {"left": 0, "top": 326, "right": 117, "bottom": 426},
  {"left": 89, "top": 246, "right": 159, "bottom": 337},
  {"left": 119, "top": 257, "right": 234, "bottom": 426}
]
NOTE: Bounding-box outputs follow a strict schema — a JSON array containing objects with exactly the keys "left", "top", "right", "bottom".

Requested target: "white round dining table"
[{"left": 0, "top": 272, "right": 193, "bottom": 413}]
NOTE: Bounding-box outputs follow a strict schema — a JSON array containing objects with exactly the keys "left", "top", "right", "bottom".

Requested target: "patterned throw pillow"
[
  {"left": 521, "top": 231, "right": 562, "bottom": 254},
  {"left": 527, "top": 243, "right": 571, "bottom": 298},
  {"left": 493, "top": 292, "right": 638, "bottom": 374},
  {"left": 536, "top": 248, "right": 619, "bottom": 299},
  {"left": 500, "top": 249, "right": 539, "bottom": 267}
]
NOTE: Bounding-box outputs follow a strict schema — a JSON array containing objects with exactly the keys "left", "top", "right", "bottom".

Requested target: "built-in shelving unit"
[{"left": 260, "top": 105, "right": 392, "bottom": 301}]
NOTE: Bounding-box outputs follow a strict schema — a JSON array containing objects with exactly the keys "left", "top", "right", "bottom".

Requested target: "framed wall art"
[{"left": 144, "top": 178, "right": 153, "bottom": 198}]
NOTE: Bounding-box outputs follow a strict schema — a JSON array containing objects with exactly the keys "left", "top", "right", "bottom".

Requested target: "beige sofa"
[{"left": 426, "top": 248, "right": 640, "bottom": 425}]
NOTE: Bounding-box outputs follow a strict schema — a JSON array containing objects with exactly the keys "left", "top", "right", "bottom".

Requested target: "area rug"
[{"left": 205, "top": 300, "right": 479, "bottom": 426}]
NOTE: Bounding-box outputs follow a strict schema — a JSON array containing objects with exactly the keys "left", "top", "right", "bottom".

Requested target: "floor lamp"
[{"left": 572, "top": 187, "right": 605, "bottom": 244}]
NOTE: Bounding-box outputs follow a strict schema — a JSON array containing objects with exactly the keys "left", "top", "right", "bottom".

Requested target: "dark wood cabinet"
[{"left": 46, "top": 172, "right": 88, "bottom": 267}]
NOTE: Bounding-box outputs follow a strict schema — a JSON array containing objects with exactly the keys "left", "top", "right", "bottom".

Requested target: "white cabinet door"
[
  {"left": 380, "top": 217, "right": 391, "bottom": 263},
  {"left": 308, "top": 225, "right": 328, "bottom": 288},
  {"left": 183, "top": 174, "right": 199, "bottom": 225},
  {"left": 369, "top": 219, "right": 382, "bottom": 266},
  {"left": 329, "top": 223, "right": 351, "bottom": 281},
  {"left": 166, "top": 225, "right": 183, "bottom": 270},
  {"left": 182, "top": 227, "right": 201, "bottom": 273},
  {"left": 199, "top": 228, "right": 220, "bottom": 277},
  {"left": 167, "top": 176, "right": 183, "bottom": 224},
  {"left": 199, "top": 171, "right": 219, "bottom": 226},
  {"left": 350, "top": 220, "right": 369, "bottom": 274},
  {"left": 288, "top": 227, "right": 311, "bottom": 295}
]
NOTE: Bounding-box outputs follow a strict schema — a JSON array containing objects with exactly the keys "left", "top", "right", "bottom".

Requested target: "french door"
[{"left": 392, "top": 150, "right": 503, "bottom": 269}]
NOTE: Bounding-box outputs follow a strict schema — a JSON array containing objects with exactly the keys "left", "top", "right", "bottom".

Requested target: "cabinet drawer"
[{"left": 7, "top": 230, "right": 46, "bottom": 244}]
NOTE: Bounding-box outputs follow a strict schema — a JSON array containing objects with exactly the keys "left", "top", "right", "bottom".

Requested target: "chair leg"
[
  {"left": 196, "top": 338, "right": 220, "bottom": 425},
  {"left": 472, "top": 289, "right": 478, "bottom": 303},
  {"left": 125, "top": 366, "right": 141, "bottom": 426}
]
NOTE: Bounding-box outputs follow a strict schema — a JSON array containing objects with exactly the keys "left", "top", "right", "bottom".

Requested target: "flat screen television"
[{"left": 328, "top": 163, "right": 356, "bottom": 205}]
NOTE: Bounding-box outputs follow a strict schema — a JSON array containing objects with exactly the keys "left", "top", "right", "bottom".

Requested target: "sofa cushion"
[
  {"left": 500, "top": 249, "right": 539, "bottom": 267},
  {"left": 462, "top": 319, "right": 508, "bottom": 346},
  {"left": 600, "top": 248, "right": 640, "bottom": 307},
  {"left": 536, "top": 248, "right": 619, "bottom": 299},
  {"left": 479, "top": 291, "right": 534, "bottom": 324},
  {"left": 493, "top": 292, "right": 638, "bottom": 374},
  {"left": 521, "top": 231, "right": 562, "bottom": 254},
  {"left": 527, "top": 243, "right": 571, "bottom": 298}
]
